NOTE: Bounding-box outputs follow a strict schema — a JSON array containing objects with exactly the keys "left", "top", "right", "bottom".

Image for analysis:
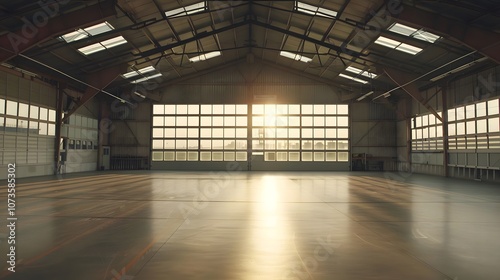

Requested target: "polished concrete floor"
[{"left": 0, "top": 171, "right": 499, "bottom": 280}]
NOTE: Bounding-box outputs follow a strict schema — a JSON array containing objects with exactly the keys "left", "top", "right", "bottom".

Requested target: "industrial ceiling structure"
[{"left": 0, "top": 0, "right": 499, "bottom": 112}]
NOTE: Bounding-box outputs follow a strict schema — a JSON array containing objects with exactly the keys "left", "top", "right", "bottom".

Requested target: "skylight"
[
  {"left": 131, "top": 73, "right": 163, "bottom": 84},
  {"left": 280, "top": 51, "right": 312, "bottom": 63},
  {"left": 60, "top": 22, "right": 114, "bottom": 43},
  {"left": 338, "top": 73, "right": 369, "bottom": 84},
  {"left": 374, "top": 36, "right": 423, "bottom": 55},
  {"left": 165, "top": 1, "right": 206, "bottom": 18},
  {"left": 189, "top": 51, "right": 221, "bottom": 63},
  {"left": 345, "top": 66, "right": 377, "bottom": 79},
  {"left": 388, "top": 23, "right": 441, "bottom": 43},
  {"left": 122, "top": 66, "right": 156, "bottom": 79},
  {"left": 296, "top": 1, "right": 337, "bottom": 18},
  {"left": 78, "top": 36, "right": 128, "bottom": 55}
]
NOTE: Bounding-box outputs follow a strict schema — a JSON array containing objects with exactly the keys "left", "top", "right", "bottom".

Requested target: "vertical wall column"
[
  {"left": 442, "top": 85, "right": 449, "bottom": 177},
  {"left": 54, "top": 83, "right": 64, "bottom": 174}
]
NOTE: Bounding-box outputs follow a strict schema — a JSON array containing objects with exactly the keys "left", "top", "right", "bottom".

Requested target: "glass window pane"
[
  {"left": 153, "top": 116, "right": 163, "bottom": 126},
  {"left": 276, "top": 152, "right": 287, "bottom": 161},
  {"left": 276, "top": 128, "right": 287, "bottom": 138},
  {"left": 489, "top": 118, "right": 499, "bottom": 132},
  {"left": 212, "top": 152, "right": 223, "bottom": 161},
  {"left": 302, "top": 152, "right": 313, "bottom": 161},
  {"left": 338, "top": 128, "right": 349, "bottom": 138},
  {"left": 265, "top": 128, "right": 275, "bottom": 138},
  {"left": 200, "top": 152, "right": 211, "bottom": 161},
  {"left": 338, "top": 140, "right": 349, "bottom": 150},
  {"left": 200, "top": 140, "right": 211, "bottom": 149},
  {"left": 236, "top": 105, "right": 247, "bottom": 115},
  {"left": 188, "top": 104, "right": 199, "bottom": 114},
  {"left": 326, "top": 152, "right": 337, "bottom": 161},
  {"left": 164, "top": 140, "right": 175, "bottom": 149},
  {"left": 48, "top": 110, "right": 56, "bottom": 122},
  {"left": 212, "top": 128, "right": 223, "bottom": 137},
  {"left": 253, "top": 116, "right": 264, "bottom": 126},
  {"left": 188, "top": 140, "right": 198, "bottom": 149},
  {"left": 302, "top": 140, "right": 313, "bottom": 150},
  {"left": 276, "top": 105, "right": 288, "bottom": 114},
  {"left": 289, "top": 152, "right": 300, "bottom": 161},
  {"left": 176, "top": 128, "right": 187, "bottom": 137},
  {"left": 325, "top": 105, "right": 336, "bottom": 114},
  {"left": 252, "top": 140, "right": 263, "bottom": 150},
  {"left": 201, "top": 116, "right": 211, "bottom": 126},
  {"left": 236, "top": 128, "right": 246, "bottom": 138},
  {"left": 448, "top": 109, "right": 455, "bottom": 122},
  {"left": 213, "top": 116, "right": 224, "bottom": 126},
  {"left": 225, "top": 104, "right": 236, "bottom": 114},
  {"left": 289, "top": 128, "right": 300, "bottom": 138},
  {"left": 457, "top": 122, "right": 465, "bottom": 135},
  {"left": 176, "top": 140, "right": 187, "bottom": 149},
  {"left": 265, "top": 115, "right": 276, "bottom": 127},
  {"left": 152, "top": 140, "right": 163, "bottom": 149},
  {"left": 188, "top": 117, "right": 199, "bottom": 126},
  {"left": 177, "top": 105, "right": 188, "bottom": 114},
  {"left": 165, "top": 128, "right": 175, "bottom": 137},
  {"left": 302, "top": 116, "right": 313, "bottom": 126},
  {"left": 448, "top": 123, "right": 456, "bottom": 136},
  {"left": 152, "top": 151, "right": 163, "bottom": 161},
  {"left": 225, "top": 128, "right": 235, "bottom": 138},
  {"left": 0, "top": 98, "right": 4, "bottom": 114},
  {"left": 236, "top": 140, "right": 247, "bottom": 149},
  {"left": 224, "top": 152, "right": 235, "bottom": 161},
  {"left": 314, "top": 129, "right": 324, "bottom": 138},
  {"left": 488, "top": 100, "right": 499, "bottom": 115},
  {"left": 164, "top": 116, "right": 174, "bottom": 126},
  {"left": 265, "top": 104, "right": 275, "bottom": 115},
  {"left": 236, "top": 116, "right": 247, "bottom": 126},
  {"left": 176, "top": 151, "right": 187, "bottom": 161},
  {"left": 277, "top": 140, "right": 288, "bottom": 150},
  {"left": 416, "top": 117, "right": 422, "bottom": 127},
  {"left": 276, "top": 116, "right": 288, "bottom": 126},
  {"left": 201, "top": 105, "right": 212, "bottom": 115},
  {"left": 465, "top": 105, "right": 475, "bottom": 119},
  {"left": 302, "top": 128, "right": 312, "bottom": 138},
  {"left": 188, "top": 152, "right": 198, "bottom": 161},
  {"left": 253, "top": 104, "right": 264, "bottom": 114},
  {"left": 456, "top": 107, "right": 465, "bottom": 120},
  {"left": 225, "top": 140, "right": 236, "bottom": 149},
  {"left": 314, "top": 117, "right": 324, "bottom": 126},
  {"left": 422, "top": 115, "right": 428, "bottom": 126},
  {"left": 289, "top": 105, "right": 300, "bottom": 114},
  {"left": 200, "top": 128, "right": 211, "bottom": 138},
  {"left": 337, "top": 117, "right": 348, "bottom": 127},
  {"left": 164, "top": 152, "right": 175, "bottom": 161},
  {"left": 302, "top": 104, "right": 313, "bottom": 114},
  {"left": 289, "top": 140, "right": 300, "bottom": 150},
  {"left": 338, "top": 152, "right": 349, "bottom": 162},
  {"left": 152, "top": 128, "right": 163, "bottom": 138},
  {"left": 289, "top": 116, "right": 300, "bottom": 126},
  {"left": 224, "top": 116, "right": 236, "bottom": 126},
  {"left": 188, "top": 128, "right": 199, "bottom": 138},
  {"left": 326, "top": 140, "right": 336, "bottom": 150},
  {"left": 165, "top": 105, "right": 176, "bottom": 114},
  {"left": 337, "top": 105, "right": 348, "bottom": 114},
  {"left": 18, "top": 103, "right": 29, "bottom": 118},
  {"left": 39, "top": 122, "right": 47, "bottom": 135},
  {"left": 313, "top": 105, "right": 324, "bottom": 114},
  {"left": 314, "top": 152, "right": 324, "bottom": 161},
  {"left": 176, "top": 116, "right": 187, "bottom": 126},
  {"left": 477, "top": 102, "right": 487, "bottom": 117},
  {"left": 429, "top": 114, "right": 436, "bottom": 125},
  {"left": 477, "top": 119, "right": 487, "bottom": 134},
  {"left": 153, "top": 104, "right": 164, "bottom": 115},
  {"left": 326, "top": 129, "right": 337, "bottom": 138},
  {"left": 437, "top": 125, "right": 443, "bottom": 137},
  {"left": 213, "top": 140, "right": 224, "bottom": 149},
  {"left": 265, "top": 152, "right": 275, "bottom": 161},
  {"left": 314, "top": 140, "right": 325, "bottom": 150},
  {"left": 213, "top": 105, "right": 224, "bottom": 114},
  {"left": 6, "top": 100, "right": 17, "bottom": 116}
]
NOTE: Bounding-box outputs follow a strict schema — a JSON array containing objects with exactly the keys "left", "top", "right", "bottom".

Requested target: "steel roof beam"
[
  {"left": 0, "top": 0, "right": 117, "bottom": 63},
  {"left": 395, "top": 5, "right": 500, "bottom": 64}
]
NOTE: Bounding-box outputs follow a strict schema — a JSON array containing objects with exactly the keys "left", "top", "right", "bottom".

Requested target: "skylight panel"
[
  {"left": 374, "top": 36, "right": 423, "bottom": 55},
  {"left": 61, "top": 22, "right": 114, "bottom": 43},
  {"left": 338, "top": 73, "right": 369, "bottom": 84},
  {"left": 189, "top": 51, "right": 221, "bottom": 63},
  {"left": 345, "top": 66, "right": 377, "bottom": 79},
  {"left": 388, "top": 23, "right": 441, "bottom": 43},
  {"left": 122, "top": 66, "right": 156, "bottom": 79},
  {"left": 280, "top": 51, "right": 312, "bottom": 63},
  {"left": 296, "top": 1, "right": 337, "bottom": 18},
  {"left": 165, "top": 1, "right": 206, "bottom": 18},
  {"left": 78, "top": 36, "right": 127, "bottom": 55},
  {"left": 131, "top": 73, "right": 163, "bottom": 84}
]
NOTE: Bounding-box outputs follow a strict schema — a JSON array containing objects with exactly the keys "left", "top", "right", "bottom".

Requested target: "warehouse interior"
[{"left": 0, "top": 0, "right": 499, "bottom": 279}]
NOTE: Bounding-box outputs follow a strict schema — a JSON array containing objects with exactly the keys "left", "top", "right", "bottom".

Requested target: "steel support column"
[{"left": 0, "top": 0, "right": 117, "bottom": 62}]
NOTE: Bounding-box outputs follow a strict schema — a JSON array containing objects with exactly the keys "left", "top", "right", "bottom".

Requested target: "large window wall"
[
  {"left": 152, "top": 104, "right": 248, "bottom": 162},
  {"left": 0, "top": 97, "right": 57, "bottom": 165},
  {"left": 411, "top": 112, "right": 443, "bottom": 151},
  {"left": 152, "top": 103, "right": 350, "bottom": 163},
  {"left": 447, "top": 99, "right": 500, "bottom": 150},
  {"left": 251, "top": 104, "right": 349, "bottom": 162}
]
